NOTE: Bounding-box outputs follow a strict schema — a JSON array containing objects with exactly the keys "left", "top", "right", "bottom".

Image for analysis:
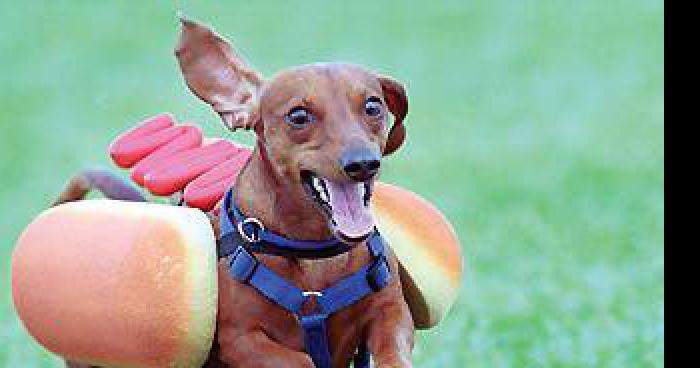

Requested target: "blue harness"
[{"left": 217, "top": 190, "right": 392, "bottom": 368}]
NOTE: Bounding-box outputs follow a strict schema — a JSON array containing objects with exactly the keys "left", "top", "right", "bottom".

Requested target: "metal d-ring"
[{"left": 237, "top": 217, "right": 265, "bottom": 243}]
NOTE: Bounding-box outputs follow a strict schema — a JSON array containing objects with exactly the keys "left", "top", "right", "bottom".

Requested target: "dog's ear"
[
  {"left": 175, "top": 17, "right": 264, "bottom": 131},
  {"left": 378, "top": 76, "right": 408, "bottom": 155}
]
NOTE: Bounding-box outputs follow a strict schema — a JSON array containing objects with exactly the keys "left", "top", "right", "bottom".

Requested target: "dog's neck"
[{"left": 233, "top": 142, "right": 334, "bottom": 241}]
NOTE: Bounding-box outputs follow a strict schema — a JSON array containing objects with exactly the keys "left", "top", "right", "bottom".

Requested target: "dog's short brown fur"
[{"left": 61, "top": 18, "right": 414, "bottom": 368}]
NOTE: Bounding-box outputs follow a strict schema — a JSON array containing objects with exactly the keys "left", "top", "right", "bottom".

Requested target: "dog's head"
[{"left": 175, "top": 19, "right": 408, "bottom": 241}]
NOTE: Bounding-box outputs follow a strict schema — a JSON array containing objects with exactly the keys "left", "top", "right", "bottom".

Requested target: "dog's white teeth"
[
  {"left": 311, "top": 176, "right": 329, "bottom": 203},
  {"left": 362, "top": 182, "right": 372, "bottom": 206},
  {"left": 357, "top": 183, "right": 365, "bottom": 197},
  {"left": 312, "top": 177, "right": 324, "bottom": 192},
  {"left": 318, "top": 188, "right": 329, "bottom": 203}
]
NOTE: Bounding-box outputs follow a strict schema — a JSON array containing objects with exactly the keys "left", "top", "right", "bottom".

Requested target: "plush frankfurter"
[
  {"left": 112, "top": 116, "right": 463, "bottom": 328},
  {"left": 13, "top": 115, "right": 463, "bottom": 365},
  {"left": 11, "top": 200, "right": 217, "bottom": 368}
]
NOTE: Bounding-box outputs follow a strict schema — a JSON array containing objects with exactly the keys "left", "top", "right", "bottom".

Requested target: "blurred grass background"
[{"left": 0, "top": 0, "right": 663, "bottom": 367}]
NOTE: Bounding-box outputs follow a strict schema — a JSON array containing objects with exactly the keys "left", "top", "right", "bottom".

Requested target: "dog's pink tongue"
[{"left": 325, "top": 180, "right": 374, "bottom": 239}]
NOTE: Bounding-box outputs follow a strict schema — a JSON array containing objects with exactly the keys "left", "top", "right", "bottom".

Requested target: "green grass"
[{"left": 0, "top": 0, "right": 663, "bottom": 366}]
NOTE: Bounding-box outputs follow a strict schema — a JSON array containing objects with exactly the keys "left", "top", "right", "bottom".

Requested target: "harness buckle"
[
  {"left": 228, "top": 246, "right": 258, "bottom": 283},
  {"left": 237, "top": 217, "right": 265, "bottom": 243},
  {"left": 367, "top": 232, "right": 385, "bottom": 257},
  {"left": 366, "top": 256, "right": 391, "bottom": 292},
  {"left": 302, "top": 291, "right": 323, "bottom": 298}
]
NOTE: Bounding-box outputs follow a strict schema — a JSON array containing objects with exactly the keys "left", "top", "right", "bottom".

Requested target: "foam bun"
[
  {"left": 372, "top": 183, "right": 463, "bottom": 329},
  {"left": 12, "top": 200, "right": 217, "bottom": 367}
]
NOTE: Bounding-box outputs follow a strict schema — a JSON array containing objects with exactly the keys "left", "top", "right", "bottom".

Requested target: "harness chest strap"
[{"left": 218, "top": 191, "right": 392, "bottom": 368}]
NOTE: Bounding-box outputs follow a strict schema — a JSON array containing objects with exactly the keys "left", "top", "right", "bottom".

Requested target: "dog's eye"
[
  {"left": 285, "top": 107, "right": 314, "bottom": 128},
  {"left": 364, "top": 97, "right": 383, "bottom": 117}
]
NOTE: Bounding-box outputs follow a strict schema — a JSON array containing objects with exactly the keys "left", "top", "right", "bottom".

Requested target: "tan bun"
[
  {"left": 372, "top": 183, "right": 464, "bottom": 329},
  {"left": 12, "top": 200, "right": 217, "bottom": 368}
]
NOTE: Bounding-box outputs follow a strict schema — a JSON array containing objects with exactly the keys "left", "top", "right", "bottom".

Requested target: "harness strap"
[
  {"left": 220, "top": 190, "right": 390, "bottom": 368},
  {"left": 228, "top": 246, "right": 307, "bottom": 312},
  {"left": 300, "top": 314, "right": 332, "bottom": 368},
  {"left": 226, "top": 233, "right": 391, "bottom": 316},
  {"left": 219, "top": 190, "right": 356, "bottom": 259},
  {"left": 219, "top": 231, "right": 356, "bottom": 259}
]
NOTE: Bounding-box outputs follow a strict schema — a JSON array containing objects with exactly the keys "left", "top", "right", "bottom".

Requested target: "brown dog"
[{"left": 61, "top": 18, "right": 414, "bottom": 368}]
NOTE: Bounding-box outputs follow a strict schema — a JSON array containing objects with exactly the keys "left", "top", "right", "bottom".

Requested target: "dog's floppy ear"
[
  {"left": 378, "top": 76, "right": 408, "bottom": 155},
  {"left": 175, "top": 17, "right": 264, "bottom": 131}
]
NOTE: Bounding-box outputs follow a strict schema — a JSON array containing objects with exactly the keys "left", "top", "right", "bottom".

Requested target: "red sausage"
[
  {"left": 183, "top": 150, "right": 252, "bottom": 211},
  {"left": 109, "top": 114, "right": 175, "bottom": 168},
  {"left": 143, "top": 141, "right": 243, "bottom": 196},
  {"left": 130, "top": 125, "right": 203, "bottom": 186}
]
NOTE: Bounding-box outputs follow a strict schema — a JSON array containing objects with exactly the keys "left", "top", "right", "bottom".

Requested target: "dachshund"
[{"left": 62, "top": 18, "right": 414, "bottom": 368}]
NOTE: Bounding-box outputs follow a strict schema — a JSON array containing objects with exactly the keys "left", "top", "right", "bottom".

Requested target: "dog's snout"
[{"left": 341, "top": 149, "right": 381, "bottom": 182}]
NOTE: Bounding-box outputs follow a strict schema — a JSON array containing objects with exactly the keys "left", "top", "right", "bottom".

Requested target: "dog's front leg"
[
  {"left": 365, "top": 301, "right": 415, "bottom": 368},
  {"left": 217, "top": 330, "right": 315, "bottom": 368}
]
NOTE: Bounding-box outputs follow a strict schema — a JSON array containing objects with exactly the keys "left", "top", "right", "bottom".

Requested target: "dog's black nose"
[{"left": 341, "top": 149, "right": 381, "bottom": 182}]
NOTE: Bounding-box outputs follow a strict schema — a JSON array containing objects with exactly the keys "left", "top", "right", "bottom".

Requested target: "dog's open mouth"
[{"left": 301, "top": 170, "right": 374, "bottom": 242}]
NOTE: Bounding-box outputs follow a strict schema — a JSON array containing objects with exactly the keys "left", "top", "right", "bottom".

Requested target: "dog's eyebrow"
[
  {"left": 271, "top": 96, "right": 316, "bottom": 116},
  {"left": 346, "top": 86, "right": 381, "bottom": 104}
]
